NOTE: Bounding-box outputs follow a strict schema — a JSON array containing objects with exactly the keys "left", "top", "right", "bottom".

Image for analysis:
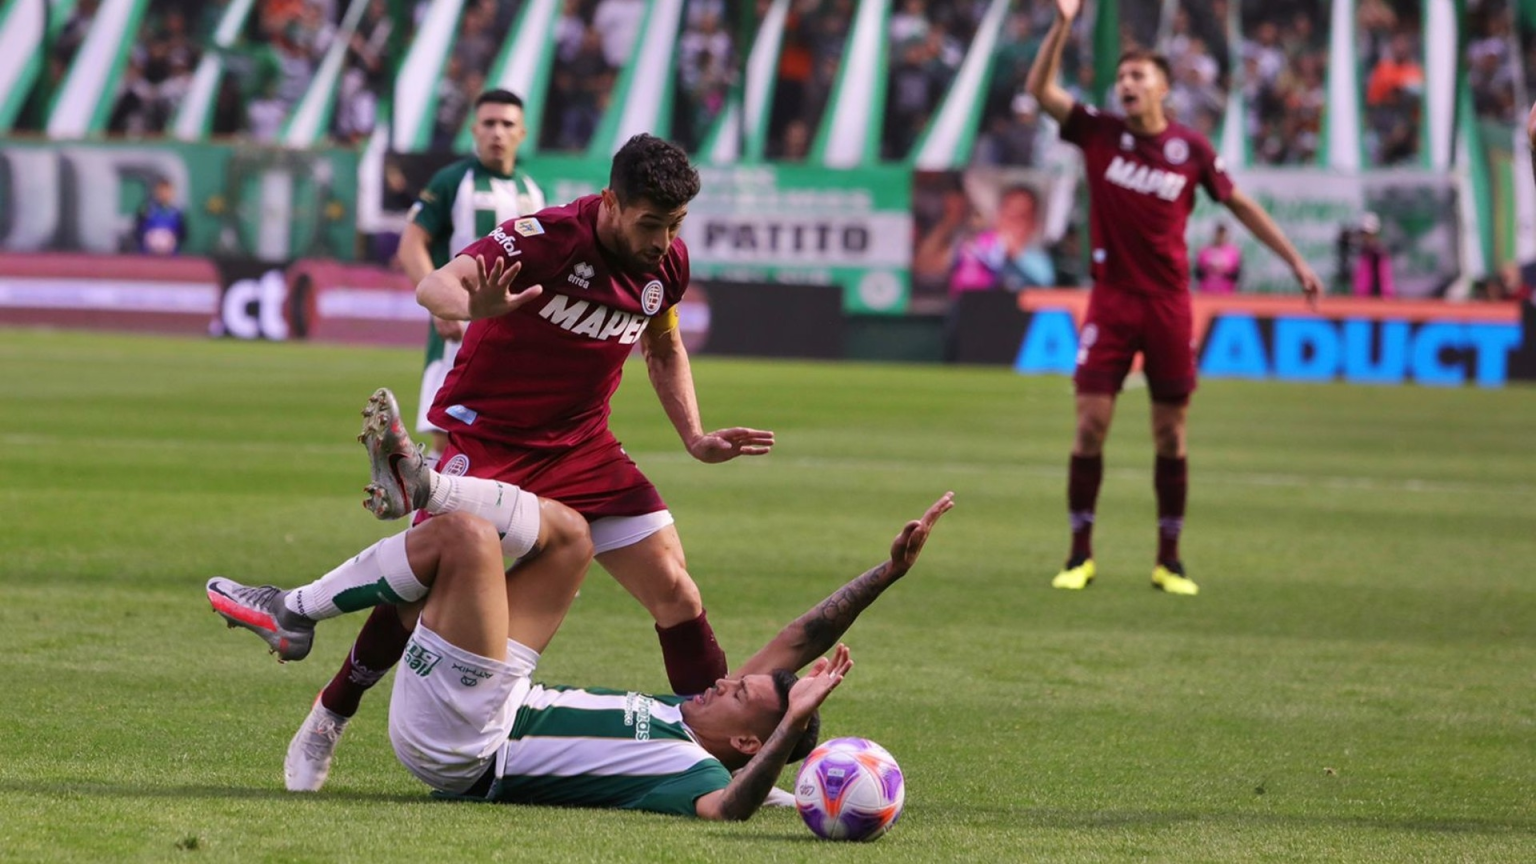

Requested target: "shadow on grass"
[
  {"left": 0, "top": 781, "right": 422, "bottom": 805},
  {"left": 704, "top": 805, "right": 1536, "bottom": 843}
]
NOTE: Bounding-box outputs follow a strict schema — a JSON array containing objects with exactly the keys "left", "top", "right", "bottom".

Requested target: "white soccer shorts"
[
  {"left": 589, "top": 510, "right": 674, "bottom": 556},
  {"left": 388, "top": 623, "right": 539, "bottom": 793},
  {"left": 416, "top": 338, "right": 461, "bottom": 435}
]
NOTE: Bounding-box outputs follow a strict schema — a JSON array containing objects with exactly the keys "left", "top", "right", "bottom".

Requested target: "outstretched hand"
[
  {"left": 1056, "top": 0, "right": 1081, "bottom": 21},
  {"left": 462, "top": 256, "right": 543, "bottom": 320},
  {"left": 788, "top": 644, "right": 853, "bottom": 720},
  {"left": 1293, "top": 260, "right": 1324, "bottom": 310},
  {"left": 890, "top": 491, "right": 955, "bottom": 571},
  {"left": 688, "top": 427, "right": 775, "bottom": 463}
]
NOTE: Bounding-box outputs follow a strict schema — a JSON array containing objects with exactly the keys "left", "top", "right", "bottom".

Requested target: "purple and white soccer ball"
[{"left": 793, "top": 737, "right": 905, "bottom": 841}]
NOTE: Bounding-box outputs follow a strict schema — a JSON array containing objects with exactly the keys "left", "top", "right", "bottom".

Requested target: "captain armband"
[{"left": 646, "top": 307, "right": 679, "bottom": 335}]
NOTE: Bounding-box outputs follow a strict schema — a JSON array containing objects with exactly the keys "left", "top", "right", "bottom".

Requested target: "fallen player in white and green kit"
[{"left": 207, "top": 392, "right": 953, "bottom": 819}]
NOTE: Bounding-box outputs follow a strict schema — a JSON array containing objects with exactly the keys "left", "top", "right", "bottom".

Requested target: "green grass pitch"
[{"left": 2, "top": 328, "right": 1534, "bottom": 863}]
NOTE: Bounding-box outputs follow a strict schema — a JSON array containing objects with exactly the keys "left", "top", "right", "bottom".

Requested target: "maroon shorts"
[
  {"left": 1074, "top": 287, "right": 1196, "bottom": 404},
  {"left": 432, "top": 431, "right": 667, "bottom": 521}
]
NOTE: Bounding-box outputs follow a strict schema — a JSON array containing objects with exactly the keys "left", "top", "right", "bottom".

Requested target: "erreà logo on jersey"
[
  {"left": 538, "top": 294, "right": 651, "bottom": 344},
  {"left": 1104, "top": 155, "right": 1188, "bottom": 202}
]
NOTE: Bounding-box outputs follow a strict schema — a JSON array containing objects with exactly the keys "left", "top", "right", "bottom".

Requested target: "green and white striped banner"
[
  {"left": 169, "top": 0, "right": 257, "bottom": 140},
  {"left": 456, "top": 0, "right": 560, "bottom": 154},
  {"left": 45, "top": 0, "right": 149, "bottom": 138},
  {"left": 1215, "top": 0, "right": 1246, "bottom": 167},
  {"left": 810, "top": 0, "right": 890, "bottom": 168},
  {"left": 392, "top": 0, "right": 465, "bottom": 152},
  {"left": 587, "top": 0, "right": 684, "bottom": 156},
  {"left": 282, "top": 0, "right": 370, "bottom": 146},
  {"left": 0, "top": 0, "right": 47, "bottom": 130},
  {"left": 1423, "top": 0, "right": 1458, "bottom": 170},
  {"left": 1322, "top": 0, "right": 1361, "bottom": 170},
  {"left": 910, "top": 0, "right": 1010, "bottom": 170},
  {"left": 737, "top": 0, "right": 790, "bottom": 161}
]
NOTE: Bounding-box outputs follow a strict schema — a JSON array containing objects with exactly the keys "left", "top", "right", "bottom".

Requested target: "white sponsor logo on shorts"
[
  {"left": 1077, "top": 323, "right": 1099, "bottom": 366},
  {"left": 442, "top": 453, "right": 470, "bottom": 476}
]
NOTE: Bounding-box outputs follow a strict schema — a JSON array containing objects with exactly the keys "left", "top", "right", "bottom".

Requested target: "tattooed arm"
[
  {"left": 696, "top": 647, "right": 853, "bottom": 821},
  {"left": 733, "top": 494, "right": 954, "bottom": 678}
]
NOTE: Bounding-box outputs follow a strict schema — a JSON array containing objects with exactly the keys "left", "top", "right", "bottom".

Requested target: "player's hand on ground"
[
  {"left": 432, "top": 315, "right": 466, "bottom": 341},
  {"left": 1293, "top": 260, "right": 1324, "bottom": 310},
  {"left": 788, "top": 644, "right": 853, "bottom": 720},
  {"left": 1056, "top": 0, "right": 1080, "bottom": 22},
  {"left": 890, "top": 491, "right": 955, "bottom": 571},
  {"left": 462, "top": 256, "right": 543, "bottom": 319},
  {"left": 687, "top": 427, "right": 775, "bottom": 463}
]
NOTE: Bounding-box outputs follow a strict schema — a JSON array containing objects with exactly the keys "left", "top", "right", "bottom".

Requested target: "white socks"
[
  {"left": 284, "top": 532, "right": 427, "bottom": 620},
  {"left": 424, "top": 474, "right": 542, "bottom": 558}
]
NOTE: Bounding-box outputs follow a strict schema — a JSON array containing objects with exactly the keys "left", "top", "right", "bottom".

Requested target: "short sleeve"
[
  {"left": 1200, "top": 145, "right": 1235, "bottom": 204},
  {"left": 457, "top": 216, "right": 564, "bottom": 294},
  {"left": 409, "top": 166, "right": 460, "bottom": 238},
  {"left": 1059, "top": 102, "right": 1107, "bottom": 148},
  {"left": 626, "top": 760, "right": 732, "bottom": 817}
]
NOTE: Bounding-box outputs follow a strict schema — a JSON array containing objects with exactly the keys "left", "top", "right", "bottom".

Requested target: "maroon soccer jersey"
[
  {"left": 428, "top": 195, "right": 690, "bottom": 449},
  {"left": 1060, "top": 103, "right": 1233, "bottom": 294}
]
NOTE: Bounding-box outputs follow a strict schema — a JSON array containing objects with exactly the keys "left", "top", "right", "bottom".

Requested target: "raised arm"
[
  {"left": 640, "top": 316, "right": 775, "bottom": 463},
  {"left": 1025, "top": 0, "right": 1081, "bottom": 124},
  {"left": 416, "top": 254, "right": 544, "bottom": 321},
  {"left": 695, "top": 647, "right": 853, "bottom": 821},
  {"left": 734, "top": 493, "right": 955, "bottom": 678},
  {"left": 1223, "top": 190, "right": 1322, "bottom": 308}
]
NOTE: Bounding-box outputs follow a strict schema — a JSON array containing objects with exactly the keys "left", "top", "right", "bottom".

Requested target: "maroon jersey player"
[
  {"left": 1027, "top": 0, "right": 1322, "bottom": 596},
  {"left": 286, "top": 135, "right": 775, "bottom": 791}
]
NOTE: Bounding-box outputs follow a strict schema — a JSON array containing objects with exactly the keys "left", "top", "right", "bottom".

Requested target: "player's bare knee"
[
  {"left": 435, "top": 512, "right": 503, "bottom": 566},
  {"left": 542, "top": 501, "right": 594, "bottom": 562},
  {"left": 1074, "top": 418, "right": 1109, "bottom": 454}
]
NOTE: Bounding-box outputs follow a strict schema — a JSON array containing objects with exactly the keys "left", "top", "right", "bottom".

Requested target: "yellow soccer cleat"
[
  {"left": 1051, "top": 558, "right": 1096, "bottom": 590},
  {"left": 1152, "top": 562, "right": 1199, "bottom": 596}
]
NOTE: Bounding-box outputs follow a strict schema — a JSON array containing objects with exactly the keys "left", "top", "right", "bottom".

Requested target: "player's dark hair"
[
  {"left": 474, "top": 89, "right": 524, "bottom": 110},
  {"left": 609, "top": 134, "right": 701, "bottom": 211},
  {"left": 771, "top": 668, "right": 821, "bottom": 763},
  {"left": 1117, "top": 49, "right": 1172, "bottom": 86}
]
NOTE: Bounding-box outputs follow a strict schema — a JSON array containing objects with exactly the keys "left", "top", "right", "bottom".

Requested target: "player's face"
[
  {"left": 689, "top": 674, "right": 784, "bottom": 744},
  {"left": 608, "top": 193, "right": 688, "bottom": 272},
  {"left": 1115, "top": 60, "right": 1168, "bottom": 119},
  {"left": 472, "top": 103, "right": 527, "bottom": 167}
]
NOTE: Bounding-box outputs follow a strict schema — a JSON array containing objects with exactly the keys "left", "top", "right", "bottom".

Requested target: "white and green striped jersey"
[
  {"left": 488, "top": 685, "right": 731, "bottom": 817},
  {"left": 409, "top": 157, "right": 545, "bottom": 363}
]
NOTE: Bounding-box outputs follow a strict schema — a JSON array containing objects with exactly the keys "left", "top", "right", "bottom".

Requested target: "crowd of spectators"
[
  {"left": 538, "top": 0, "right": 644, "bottom": 152},
  {"left": 1358, "top": 0, "right": 1424, "bottom": 166},
  {"left": 880, "top": 0, "right": 985, "bottom": 160},
  {"left": 1466, "top": 0, "right": 1520, "bottom": 125},
  {"left": 1238, "top": 0, "right": 1326, "bottom": 166},
  {"left": 671, "top": 1, "right": 738, "bottom": 153}
]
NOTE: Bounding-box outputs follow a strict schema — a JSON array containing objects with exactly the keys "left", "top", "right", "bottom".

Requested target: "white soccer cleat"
[{"left": 285, "top": 696, "right": 349, "bottom": 792}]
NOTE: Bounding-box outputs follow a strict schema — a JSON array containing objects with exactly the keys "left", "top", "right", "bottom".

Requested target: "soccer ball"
[{"left": 793, "top": 737, "right": 905, "bottom": 841}]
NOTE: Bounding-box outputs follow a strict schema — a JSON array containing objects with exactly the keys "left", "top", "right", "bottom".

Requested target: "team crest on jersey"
[
  {"left": 1120, "top": 132, "right": 1134, "bottom": 151},
  {"left": 641, "top": 280, "right": 664, "bottom": 315},
  {"left": 441, "top": 453, "right": 470, "bottom": 476},
  {"left": 513, "top": 217, "right": 544, "bottom": 237},
  {"left": 1163, "top": 138, "right": 1189, "bottom": 165}
]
